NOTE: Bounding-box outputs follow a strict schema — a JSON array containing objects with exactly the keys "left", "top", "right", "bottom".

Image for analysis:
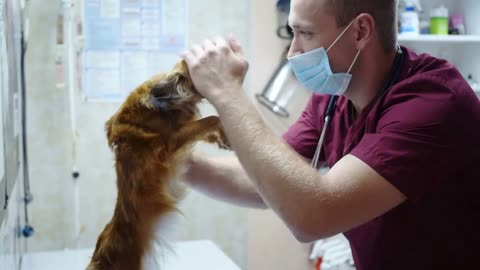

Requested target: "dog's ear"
[
  {"left": 171, "top": 60, "right": 199, "bottom": 97},
  {"left": 172, "top": 60, "right": 191, "bottom": 80},
  {"left": 105, "top": 116, "right": 116, "bottom": 149}
]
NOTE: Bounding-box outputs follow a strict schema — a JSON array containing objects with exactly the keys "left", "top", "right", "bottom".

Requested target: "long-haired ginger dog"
[{"left": 86, "top": 61, "right": 229, "bottom": 270}]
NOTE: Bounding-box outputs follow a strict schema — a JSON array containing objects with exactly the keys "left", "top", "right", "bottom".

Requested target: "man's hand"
[{"left": 181, "top": 35, "right": 249, "bottom": 106}]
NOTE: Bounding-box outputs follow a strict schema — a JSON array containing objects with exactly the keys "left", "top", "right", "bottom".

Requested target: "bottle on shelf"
[
  {"left": 400, "top": 0, "right": 420, "bottom": 36},
  {"left": 430, "top": 5, "right": 449, "bottom": 35}
]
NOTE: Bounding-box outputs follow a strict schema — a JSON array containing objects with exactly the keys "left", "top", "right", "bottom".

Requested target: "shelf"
[{"left": 398, "top": 34, "right": 480, "bottom": 43}]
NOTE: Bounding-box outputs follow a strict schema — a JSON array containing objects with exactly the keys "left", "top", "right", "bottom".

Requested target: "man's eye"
[
  {"left": 292, "top": 30, "right": 313, "bottom": 39},
  {"left": 300, "top": 31, "right": 313, "bottom": 39}
]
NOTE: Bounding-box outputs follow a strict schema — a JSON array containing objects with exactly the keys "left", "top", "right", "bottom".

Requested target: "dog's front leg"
[{"left": 175, "top": 115, "right": 230, "bottom": 150}]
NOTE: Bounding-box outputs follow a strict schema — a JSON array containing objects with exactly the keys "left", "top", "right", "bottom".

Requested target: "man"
[{"left": 181, "top": 0, "right": 480, "bottom": 269}]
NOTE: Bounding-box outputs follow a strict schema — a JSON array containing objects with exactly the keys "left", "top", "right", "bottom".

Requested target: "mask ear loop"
[
  {"left": 325, "top": 19, "right": 361, "bottom": 75},
  {"left": 326, "top": 20, "right": 356, "bottom": 52},
  {"left": 346, "top": 49, "right": 361, "bottom": 74}
]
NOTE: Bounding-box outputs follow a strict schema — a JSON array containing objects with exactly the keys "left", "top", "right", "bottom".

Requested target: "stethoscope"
[
  {"left": 311, "top": 95, "right": 338, "bottom": 169},
  {"left": 310, "top": 45, "right": 405, "bottom": 169}
]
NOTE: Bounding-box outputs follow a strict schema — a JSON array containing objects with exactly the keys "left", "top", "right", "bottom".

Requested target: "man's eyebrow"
[{"left": 290, "top": 24, "right": 313, "bottom": 31}]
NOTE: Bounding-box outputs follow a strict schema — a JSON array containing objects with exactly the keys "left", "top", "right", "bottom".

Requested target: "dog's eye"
[
  {"left": 151, "top": 80, "right": 176, "bottom": 98},
  {"left": 150, "top": 80, "right": 183, "bottom": 111},
  {"left": 152, "top": 94, "right": 182, "bottom": 110}
]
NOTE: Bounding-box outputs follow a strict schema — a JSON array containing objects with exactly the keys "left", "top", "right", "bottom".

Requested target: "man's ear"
[{"left": 354, "top": 13, "right": 375, "bottom": 50}]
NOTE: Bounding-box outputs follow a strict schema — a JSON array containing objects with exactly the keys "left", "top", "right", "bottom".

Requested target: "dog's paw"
[
  {"left": 217, "top": 129, "right": 231, "bottom": 150},
  {"left": 207, "top": 129, "right": 231, "bottom": 150}
]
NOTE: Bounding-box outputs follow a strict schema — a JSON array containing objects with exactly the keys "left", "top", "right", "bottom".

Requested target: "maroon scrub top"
[{"left": 283, "top": 46, "right": 480, "bottom": 270}]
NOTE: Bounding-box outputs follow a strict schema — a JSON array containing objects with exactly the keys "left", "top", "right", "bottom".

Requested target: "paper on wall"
[
  {"left": 85, "top": 50, "right": 120, "bottom": 68},
  {"left": 83, "top": 0, "right": 188, "bottom": 102},
  {"left": 162, "top": 0, "right": 186, "bottom": 36},
  {"left": 84, "top": 69, "right": 121, "bottom": 100},
  {"left": 121, "top": 51, "right": 148, "bottom": 94},
  {"left": 148, "top": 52, "right": 181, "bottom": 75},
  {"left": 100, "top": 0, "right": 120, "bottom": 19}
]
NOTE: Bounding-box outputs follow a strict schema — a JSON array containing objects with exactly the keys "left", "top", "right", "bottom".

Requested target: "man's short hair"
[{"left": 325, "top": 0, "right": 398, "bottom": 52}]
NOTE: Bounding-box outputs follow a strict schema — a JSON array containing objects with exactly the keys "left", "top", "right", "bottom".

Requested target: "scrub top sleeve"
[{"left": 282, "top": 96, "right": 323, "bottom": 161}]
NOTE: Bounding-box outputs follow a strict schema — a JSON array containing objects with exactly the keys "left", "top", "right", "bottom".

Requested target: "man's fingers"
[
  {"left": 181, "top": 42, "right": 201, "bottom": 67},
  {"left": 192, "top": 45, "right": 204, "bottom": 57},
  {"left": 213, "top": 36, "right": 231, "bottom": 54},
  {"left": 181, "top": 50, "right": 196, "bottom": 66},
  {"left": 203, "top": 38, "right": 216, "bottom": 55},
  {"left": 227, "top": 34, "right": 243, "bottom": 56}
]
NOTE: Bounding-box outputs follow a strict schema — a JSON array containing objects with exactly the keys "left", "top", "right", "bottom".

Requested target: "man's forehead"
[
  {"left": 291, "top": 0, "right": 328, "bottom": 10},
  {"left": 289, "top": 0, "right": 334, "bottom": 28}
]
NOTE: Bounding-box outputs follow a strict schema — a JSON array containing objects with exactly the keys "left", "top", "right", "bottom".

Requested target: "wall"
[
  {"left": 0, "top": 180, "right": 24, "bottom": 270},
  {"left": 25, "top": 0, "right": 249, "bottom": 268}
]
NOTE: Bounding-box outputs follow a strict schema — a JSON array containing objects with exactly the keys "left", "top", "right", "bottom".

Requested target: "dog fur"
[{"left": 86, "top": 61, "right": 229, "bottom": 270}]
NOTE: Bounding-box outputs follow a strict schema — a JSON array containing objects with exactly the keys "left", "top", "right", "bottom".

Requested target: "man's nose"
[{"left": 287, "top": 39, "right": 303, "bottom": 58}]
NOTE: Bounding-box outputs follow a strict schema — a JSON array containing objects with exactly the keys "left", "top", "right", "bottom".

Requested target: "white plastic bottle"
[{"left": 400, "top": 2, "right": 420, "bottom": 35}]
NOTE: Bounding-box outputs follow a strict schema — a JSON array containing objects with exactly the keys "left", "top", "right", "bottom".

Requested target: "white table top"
[{"left": 22, "top": 240, "right": 241, "bottom": 270}]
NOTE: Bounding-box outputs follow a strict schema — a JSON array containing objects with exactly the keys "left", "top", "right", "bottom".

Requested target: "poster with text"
[{"left": 83, "top": 0, "right": 187, "bottom": 101}]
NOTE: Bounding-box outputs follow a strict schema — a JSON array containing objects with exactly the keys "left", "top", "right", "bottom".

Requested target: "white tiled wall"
[{"left": 0, "top": 180, "right": 24, "bottom": 270}]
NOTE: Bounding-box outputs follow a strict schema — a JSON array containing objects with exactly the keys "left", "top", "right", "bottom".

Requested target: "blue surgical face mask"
[{"left": 288, "top": 20, "right": 361, "bottom": 96}]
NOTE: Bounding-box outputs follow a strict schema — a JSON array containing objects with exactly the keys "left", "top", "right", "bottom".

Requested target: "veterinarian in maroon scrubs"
[{"left": 181, "top": 0, "right": 480, "bottom": 269}]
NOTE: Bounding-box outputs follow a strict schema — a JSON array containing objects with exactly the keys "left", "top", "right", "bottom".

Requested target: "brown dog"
[{"left": 86, "top": 61, "right": 229, "bottom": 270}]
